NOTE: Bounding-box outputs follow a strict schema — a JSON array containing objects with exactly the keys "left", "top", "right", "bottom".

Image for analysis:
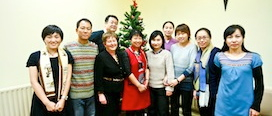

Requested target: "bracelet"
[
  {"left": 176, "top": 78, "right": 180, "bottom": 83},
  {"left": 61, "top": 95, "right": 68, "bottom": 100}
]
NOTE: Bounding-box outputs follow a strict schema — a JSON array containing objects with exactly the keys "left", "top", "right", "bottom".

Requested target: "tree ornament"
[{"left": 133, "top": 0, "right": 137, "bottom": 8}]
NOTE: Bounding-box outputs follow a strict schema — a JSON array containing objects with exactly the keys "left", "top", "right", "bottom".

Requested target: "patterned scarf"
[{"left": 127, "top": 46, "right": 147, "bottom": 84}]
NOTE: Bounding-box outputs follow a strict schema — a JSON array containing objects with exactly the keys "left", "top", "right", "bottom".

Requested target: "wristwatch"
[{"left": 61, "top": 95, "right": 68, "bottom": 100}]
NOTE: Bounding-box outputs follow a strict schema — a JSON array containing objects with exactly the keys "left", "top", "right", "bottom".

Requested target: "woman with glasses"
[{"left": 193, "top": 28, "right": 220, "bottom": 116}]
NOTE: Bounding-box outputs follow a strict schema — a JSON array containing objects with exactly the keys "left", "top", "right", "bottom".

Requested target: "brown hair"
[
  {"left": 102, "top": 32, "right": 118, "bottom": 43},
  {"left": 175, "top": 23, "right": 191, "bottom": 39}
]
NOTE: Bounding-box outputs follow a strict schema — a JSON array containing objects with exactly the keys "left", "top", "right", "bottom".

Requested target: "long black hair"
[{"left": 221, "top": 25, "right": 250, "bottom": 52}]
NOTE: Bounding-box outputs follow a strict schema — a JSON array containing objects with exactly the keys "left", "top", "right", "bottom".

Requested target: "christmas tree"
[{"left": 118, "top": 0, "right": 148, "bottom": 51}]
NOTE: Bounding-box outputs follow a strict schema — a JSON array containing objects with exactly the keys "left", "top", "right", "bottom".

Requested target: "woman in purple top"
[{"left": 162, "top": 21, "right": 177, "bottom": 51}]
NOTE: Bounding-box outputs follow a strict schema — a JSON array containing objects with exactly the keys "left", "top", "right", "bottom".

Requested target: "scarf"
[
  {"left": 194, "top": 43, "right": 214, "bottom": 107},
  {"left": 127, "top": 46, "right": 147, "bottom": 84},
  {"left": 200, "top": 43, "right": 214, "bottom": 67},
  {"left": 39, "top": 47, "right": 68, "bottom": 100}
]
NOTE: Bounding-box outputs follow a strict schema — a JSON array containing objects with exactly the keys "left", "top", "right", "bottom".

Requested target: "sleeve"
[
  {"left": 120, "top": 51, "right": 131, "bottom": 78},
  {"left": 183, "top": 44, "right": 197, "bottom": 77},
  {"left": 94, "top": 54, "right": 105, "bottom": 92},
  {"left": 252, "top": 53, "right": 263, "bottom": 68},
  {"left": 65, "top": 50, "right": 74, "bottom": 64},
  {"left": 250, "top": 66, "right": 264, "bottom": 112},
  {"left": 26, "top": 51, "right": 40, "bottom": 67},
  {"left": 250, "top": 53, "right": 264, "bottom": 112},
  {"left": 213, "top": 52, "right": 221, "bottom": 68},
  {"left": 208, "top": 48, "right": 221, "bottom": 97},
  {"left": 165, "top": 51, "right": 175, "bottom": 91}
]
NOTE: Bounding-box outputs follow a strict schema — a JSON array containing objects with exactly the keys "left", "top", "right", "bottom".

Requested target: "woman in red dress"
[{"left": 121, "top": 30, "right": 151, "bottom": 116}]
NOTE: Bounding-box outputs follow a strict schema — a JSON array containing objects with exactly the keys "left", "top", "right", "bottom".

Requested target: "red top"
[{"left": 121, "top": 46, "right": 150, "bottom": 111}]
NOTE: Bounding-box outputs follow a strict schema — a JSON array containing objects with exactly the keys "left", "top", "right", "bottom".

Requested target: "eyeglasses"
[{"left": 196, "top": 36, "right": 209, "bottom": 41}]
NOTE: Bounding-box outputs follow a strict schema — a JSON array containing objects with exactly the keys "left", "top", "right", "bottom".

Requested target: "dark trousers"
[
  {"left": 65, "top": 96, "right": 74, "bottom": 116},
  {"left": 96, "top": 92, "right": 121, "bottom": 116},
  {"left": 198, "top": 97, "right": 216, "bottom": 116},
  {"left": 148, "top": 87, "right": 169, "bottom": 116},
  {"left": 125, "top": 109, "right": 146, "bottom": 116},
  {"left": 170, "top": 86, "right": 193, "bottom": 116}
]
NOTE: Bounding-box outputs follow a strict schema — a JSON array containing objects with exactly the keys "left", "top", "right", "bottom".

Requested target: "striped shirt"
[{"left": 64, "top": 41, "right": 98, "bottom": 99}]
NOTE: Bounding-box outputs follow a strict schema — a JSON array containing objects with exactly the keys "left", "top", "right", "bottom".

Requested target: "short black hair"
[
  {"left": 195, "top": 27, "right": 211, "bottom": 38},
  {"left": 105, "top": 15, "right": 118, "bottom": 22},
  {"left": 41, "top": 25, "right": 63, "bottom": 40},
  {"left": 76, "top": 18, "right": 92, "bottom": 28},
  {"left": 129, "top": 29, "right": 143, "bottom": 40}
]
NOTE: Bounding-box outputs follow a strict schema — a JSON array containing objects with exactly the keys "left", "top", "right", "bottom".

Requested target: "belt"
[{"left": 103, "top": 77, "right": 124, "bottom": 82}]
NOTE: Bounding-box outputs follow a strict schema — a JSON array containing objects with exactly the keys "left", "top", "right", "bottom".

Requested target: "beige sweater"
[{"left": 146, "top": 50, "right": 175, "bottom": 91}]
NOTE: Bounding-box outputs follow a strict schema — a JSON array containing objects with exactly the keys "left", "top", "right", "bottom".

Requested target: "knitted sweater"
[
  {"left": 146, "top": 49, "right": 175, "bottom": 91},
  {"left": 170, "top": 42, "right": 197, "bottom": 91},
  {"left": 64, "top": 41, "right": 98, "bottom": 99}
]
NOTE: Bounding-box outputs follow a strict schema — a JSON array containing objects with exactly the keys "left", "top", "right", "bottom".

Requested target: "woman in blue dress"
[{"left": 214, "top": 25, "right": 264, "bottom": 116}]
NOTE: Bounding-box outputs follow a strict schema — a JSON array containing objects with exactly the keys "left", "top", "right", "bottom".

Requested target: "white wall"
[
  {"left": 0, "top": 0, "right": 131, "bottom": 89},
  {"left": 0, "top": 0, "right": 271, "bottom": 90},
  {"left": 137, "top": 0, "right": 272, "bottom": 90}
]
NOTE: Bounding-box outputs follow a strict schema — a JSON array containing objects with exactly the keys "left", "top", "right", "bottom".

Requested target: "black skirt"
[{"left": 30, "top": 93, "right": 66, "bottom": 116}]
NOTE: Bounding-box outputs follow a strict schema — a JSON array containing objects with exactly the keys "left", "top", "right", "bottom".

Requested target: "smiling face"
[
  {"left": 151, "top": 35, "right": 163, "bottom": 51},
  {"left": 44, "top": 32, "right": 62, "bottom": 50},
  {"left": 105, "top": 17, "right": 118, "bottom": 32},
  {"left": 131, "top": 34, "right": 143, "bottom": 49},
  {"left": 104, "top": 36, "right": 118, "bottom": 52},
  {"left": 225, "top": 29, "right": 244, "bottom": 51},
  {"left": 196, "top": 30, "right": 211, "bottom": 50},
  {"left": 176, "top": 31, "right": 189, "bottom": 45}
]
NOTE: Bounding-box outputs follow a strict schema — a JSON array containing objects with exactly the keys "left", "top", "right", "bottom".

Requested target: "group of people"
[{"left": 26, "top": 14, "right": 264, "bottom": 116}]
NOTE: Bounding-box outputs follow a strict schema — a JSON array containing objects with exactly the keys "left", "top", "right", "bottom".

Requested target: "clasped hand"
[
  {"left": 164, "top": 78, "right": 179, "bottom": 87},
  {"left": 45, "top": 99, "right": 65, "bottom": 112}
]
